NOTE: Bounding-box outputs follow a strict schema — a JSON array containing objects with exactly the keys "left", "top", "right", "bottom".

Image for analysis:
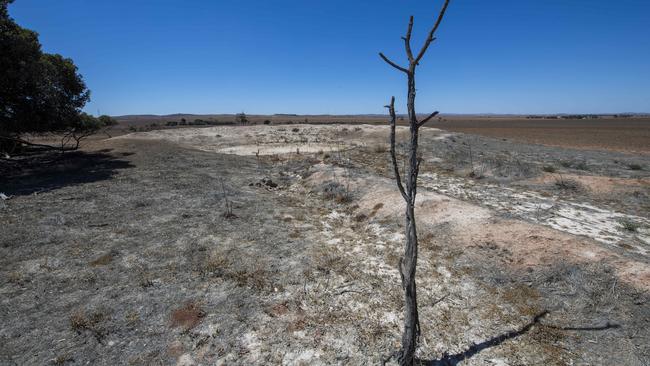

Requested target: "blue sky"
[{"left": 9, "top": 0, "right": 650, "bottom": 115}]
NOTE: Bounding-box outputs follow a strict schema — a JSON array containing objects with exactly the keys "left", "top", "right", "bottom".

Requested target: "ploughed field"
[
  {"left": 1, "top": 124, "right": 649, "bottom": 365},
  {"left": 435, "top": 117, "right": 650, "bottom": 154}
]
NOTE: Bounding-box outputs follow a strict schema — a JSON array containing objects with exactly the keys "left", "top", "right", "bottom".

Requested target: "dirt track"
[{"left": 1, "top": 125, "right": 649, "bottom": 365}]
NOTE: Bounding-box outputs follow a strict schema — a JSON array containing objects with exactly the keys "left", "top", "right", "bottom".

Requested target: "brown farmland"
[
  {"left": 436, "top": 117, "right": 650, "bottom": 154},
  {"left": 115, "top": 114, "right": 650, "bottom": 154}
]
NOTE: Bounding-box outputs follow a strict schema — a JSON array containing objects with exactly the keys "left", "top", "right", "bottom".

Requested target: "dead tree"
[{"left": 379, "top": 1, "right": 451, "bottom": 365}]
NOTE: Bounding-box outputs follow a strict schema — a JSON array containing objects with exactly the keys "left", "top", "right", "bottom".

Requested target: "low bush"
[
  {"left": 542, "top": 165, "right": 556, "bottom": 173},
  {"left": 321, "top": 181, "right": 353, "bottom": 203},
  {"left": 554, "top": 176, "right": 582, "bottom": 192},
  {"left": 618, "top": 218, "right": 641, "bottom": 232}
]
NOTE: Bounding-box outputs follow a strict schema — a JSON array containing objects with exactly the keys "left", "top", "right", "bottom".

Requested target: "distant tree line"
[
  {"left": 1, "top": 0, "right": 113, "bottom": 153},
  {"left": 164, "top": 119, "right": 235, "bottom": 127}
]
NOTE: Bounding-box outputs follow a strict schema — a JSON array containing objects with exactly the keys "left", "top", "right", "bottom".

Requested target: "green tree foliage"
[
  {"left": 97, "top": 115, "right": 117, "bottom": 128},
  {"left": 1, "top": 0, "right": 90, "bottom": 143},
  {"left": 235, "top": 112, "right": 248, "bottom": 125}
]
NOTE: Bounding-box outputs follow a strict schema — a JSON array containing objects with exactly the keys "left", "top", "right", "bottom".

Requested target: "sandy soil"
[{"left": 1, "top": 124, "right": 649, "bottom": 365}]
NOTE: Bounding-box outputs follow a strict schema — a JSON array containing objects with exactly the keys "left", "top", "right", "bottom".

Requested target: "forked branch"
[{"left": 380, "top": 0, "right": 451, "bottom": 72}]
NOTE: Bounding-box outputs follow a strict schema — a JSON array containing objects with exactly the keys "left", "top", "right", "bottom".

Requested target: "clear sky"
[{"left": 8, "top": 0, "right": 650, "bottom": 115}]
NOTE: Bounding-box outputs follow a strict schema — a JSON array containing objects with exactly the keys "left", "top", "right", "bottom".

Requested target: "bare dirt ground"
[
  {"left": 115, "top": 114, "right": 650, "bottom": 154},
  {"left": 1, "top": 124, "right": 649, "bottom": 365},
  {"left": 434, "top": 118, "right": 650, "bottom": 155}
]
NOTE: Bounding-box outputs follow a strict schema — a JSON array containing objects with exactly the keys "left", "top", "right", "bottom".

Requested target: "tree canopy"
[{"left": 1, "top": 0, "right": 90, "bottom": 138}]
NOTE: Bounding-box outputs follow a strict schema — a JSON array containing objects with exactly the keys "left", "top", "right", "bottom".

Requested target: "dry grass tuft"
[
  {"left": 227, "top": 267, "right": 269, "bottom": 291},
  {"left": 69, "top": 309, "right": 109, "bottom": 342},
  {"left": 52, "top": 354, "right": 73, "bottom": 365},
  {"left": 500, "top": 284, "right": 543, "bottom": 317},
  {"left": 125, "top": 311, "right": 140, "bottom": 327},
  {"left": 7, "top": 271, "right": 27, "bottom": 285},
  {"left": 202, "top": 251, "right": 230, "bottom": 277}
]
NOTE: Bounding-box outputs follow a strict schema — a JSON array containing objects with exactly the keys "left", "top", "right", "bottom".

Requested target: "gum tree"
[
  {"left": 1, "top": 0, "right": 92, "bottom": 153},
  {"left": 379, "top": 1, "right": 451, "bottom": 364}
]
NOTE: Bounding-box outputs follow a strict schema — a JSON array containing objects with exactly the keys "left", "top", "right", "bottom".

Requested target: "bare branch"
[
  {"left": 386, "top": 96, "right": 409, "bottom": 202},
  {"left": 403, "top": 16, "right": 415, "bottom": 62},
  {"left": 417, "top": 111, "right": 439, "bottom": 128},
  {"left": 414, "top": 0, "right": 451, "bottom": 64},
  {"left": 379, "top": 52, "right": 409, "bottom": 73},
  {"left": 0, "top": 135, "right": 68, "bottom": 151}
]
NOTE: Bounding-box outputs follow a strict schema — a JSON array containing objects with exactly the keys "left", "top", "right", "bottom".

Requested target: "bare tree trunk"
[
  {"left": 400, "top": 71, "right": 421, "bottom": 365},
  {"left": 380, "top": 2, "right": 451, "bottom": 365}
]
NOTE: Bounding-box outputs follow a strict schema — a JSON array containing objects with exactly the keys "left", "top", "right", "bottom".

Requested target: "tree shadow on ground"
[
  {"left": 0, "top": 149, "right": 134, "bottom": 196},
  {"left": 417, "top": 311, "right": 621, "bottom": 366}
]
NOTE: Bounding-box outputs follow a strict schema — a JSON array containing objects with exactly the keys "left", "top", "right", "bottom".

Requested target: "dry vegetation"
[{"left": 1, "top": 123, "right": 649, "bottom": 365}]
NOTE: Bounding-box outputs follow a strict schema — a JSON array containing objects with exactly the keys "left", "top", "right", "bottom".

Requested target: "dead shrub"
[
  {"left": 137, "top": 269, "right": 155, "bottom": 288},
  {"left": 321, "top": 181, "right": 353, "bottom": 203},
  {"left": 373, "top": 144, "right": 388, "bottom": 153},
  {"left": 574, "top": 161, "right": 589, "bottom": 170},
  {"left": 554, "top": 176, "right": 582, "bottom": 192}
]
